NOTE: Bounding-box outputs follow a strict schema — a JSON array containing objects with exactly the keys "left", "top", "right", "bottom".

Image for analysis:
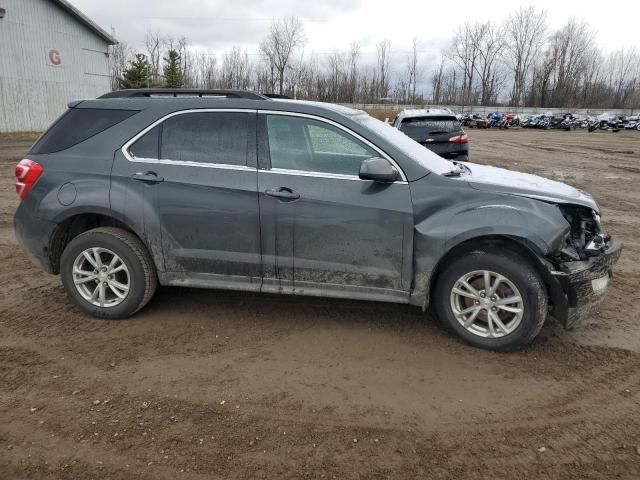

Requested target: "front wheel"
[
  {"left": 434, "top": 249, "right": 547, "bottom": 351},
  {"left": 60, "top": 227, "right": 157, "bottom": 319}
]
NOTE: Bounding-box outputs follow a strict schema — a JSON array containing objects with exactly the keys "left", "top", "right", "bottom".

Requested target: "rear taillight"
[
  {"left": 449, "top": 133, "right": 469, "bottom": 144},
  {"left": 15, "top": 159, "right": 44, "bottom": 200}
]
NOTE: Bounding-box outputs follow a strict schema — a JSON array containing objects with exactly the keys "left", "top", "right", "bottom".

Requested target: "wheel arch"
[
  {"left": 48, "top": 211, "right": 157, "bottom": 275},
  {"left": 420, "top": 234, "right": 566, "bottom": 319}
]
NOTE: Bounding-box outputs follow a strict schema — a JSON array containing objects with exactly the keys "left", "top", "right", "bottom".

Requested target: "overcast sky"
[{"left": 74, "top": 0, "right": 639, "bottom": 70}]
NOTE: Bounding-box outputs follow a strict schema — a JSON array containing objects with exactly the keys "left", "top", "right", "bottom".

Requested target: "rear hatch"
[{"left": 398, "top": 116, "right": 467, "bottom": 158}]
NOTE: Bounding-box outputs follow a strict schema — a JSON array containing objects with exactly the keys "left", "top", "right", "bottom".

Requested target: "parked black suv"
[
  {"left": 14, "top": 89, "right": 621, "bottom": 351},
  {"left": 393, "top": 109, "right": 469, "bottom": 160}
]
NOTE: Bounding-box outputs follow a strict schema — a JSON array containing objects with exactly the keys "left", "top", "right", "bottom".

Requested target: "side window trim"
[
  {"left": 258, "top": 110, "right": 407, "bottom": 182},
  {"left": 121, "top": 108, "right": 258, "bottom": 171}
]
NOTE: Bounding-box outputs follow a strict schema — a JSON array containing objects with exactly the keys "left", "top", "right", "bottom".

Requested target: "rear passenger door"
[{"left": 118, "top": 109, "right": 261, "bottom": 289}]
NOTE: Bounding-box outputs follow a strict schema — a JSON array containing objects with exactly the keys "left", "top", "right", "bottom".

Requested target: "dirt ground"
[{"left": 1, "top": 128, "right": 639, "bottom": 479}]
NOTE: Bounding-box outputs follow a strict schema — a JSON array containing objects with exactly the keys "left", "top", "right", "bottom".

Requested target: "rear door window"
[
  {"left": 160, "top": 112, "right": 250, "bottom": 166},
  {"left": 31, "top": 108, "right": 137, "bottom": 154}
]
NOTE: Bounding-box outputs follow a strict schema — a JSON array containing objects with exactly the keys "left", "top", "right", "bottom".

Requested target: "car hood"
[{"left": 461, "top": 162, "right": 599, "bottom": 212}]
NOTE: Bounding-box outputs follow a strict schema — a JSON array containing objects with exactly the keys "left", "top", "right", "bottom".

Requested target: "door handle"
[
  {"left": 132, "top": 171, "right": 164, "bottom": 184},
  {"left": 264, "top": 187, "right": 300, "bottom": 201}
]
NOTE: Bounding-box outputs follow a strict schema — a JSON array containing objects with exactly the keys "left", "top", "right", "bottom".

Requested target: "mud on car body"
[{"left": 14, "top": 89, "right": 621, "bottom": 351}]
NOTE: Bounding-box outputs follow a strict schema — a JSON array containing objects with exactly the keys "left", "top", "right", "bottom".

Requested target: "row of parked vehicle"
[
  {"left": 389, "top": 107, "right": 640, "bottom": 164},
  {"left": 461, "top": 112, "right": 640, "bottom": 132}
]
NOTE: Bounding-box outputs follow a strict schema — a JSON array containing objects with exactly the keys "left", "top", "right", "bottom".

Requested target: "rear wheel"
[
  {"left": 434, "top": 249, "right": 547, "bottom": 351},
  {"left": 60, "top": 227, "right": 157, "bottom": 319}
]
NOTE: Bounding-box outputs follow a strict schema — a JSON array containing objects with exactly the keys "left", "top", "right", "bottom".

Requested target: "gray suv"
[{"left": 13, "top": 89, "right": 621, "bottom": 351}]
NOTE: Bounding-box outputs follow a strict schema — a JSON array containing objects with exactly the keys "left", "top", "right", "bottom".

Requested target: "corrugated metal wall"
[{"left": 0, "top": 0, "right": 112, "bottom": 132}]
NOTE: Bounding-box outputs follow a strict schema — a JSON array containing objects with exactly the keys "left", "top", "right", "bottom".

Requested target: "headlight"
[
  {"left": 593, "top": 212, "right": 602, "bottom": 230},
  {"left": 591, "top": 210, "right": 605, "bottom": 237}
]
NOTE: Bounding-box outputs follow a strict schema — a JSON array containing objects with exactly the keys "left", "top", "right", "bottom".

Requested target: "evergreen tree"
[
  {"left": 163, "top": 50, "right": 183, "bottom": 88},
  {"left": 119, "top": 54, "right": 152, "bottom": 89}
]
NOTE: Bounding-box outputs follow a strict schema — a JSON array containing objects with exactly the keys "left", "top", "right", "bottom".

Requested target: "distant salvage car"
[{"left": 393, "top": 109, "right": 469, "bottom": 161}]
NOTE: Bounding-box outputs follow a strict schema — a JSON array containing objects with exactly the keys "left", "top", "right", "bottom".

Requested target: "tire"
[
  {"left": 60, "top": 227, "right": 157, "bottom": 319},
  {"left": 433, "top": 249, "right": 547, "bottom": 352}
]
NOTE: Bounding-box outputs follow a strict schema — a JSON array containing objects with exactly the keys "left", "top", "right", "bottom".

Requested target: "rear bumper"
[
  {"left": 549, "top": 241, "right": 622, "bottom": 329},
  {"left": 14, "top": 203, "right": 57, "bottom": 274}
]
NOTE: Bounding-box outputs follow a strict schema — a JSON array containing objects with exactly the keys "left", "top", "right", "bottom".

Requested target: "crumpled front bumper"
[{"left": 549, "top": 241, "right": 623, "bottom": 329}]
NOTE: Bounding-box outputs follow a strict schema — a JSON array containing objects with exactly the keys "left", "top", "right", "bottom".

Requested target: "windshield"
[
  {"left": 353, "top": 114, "right": 455, "bottom": 175},
  {"left": 399, "top": 117, "right": 461, "bottom": 140}
]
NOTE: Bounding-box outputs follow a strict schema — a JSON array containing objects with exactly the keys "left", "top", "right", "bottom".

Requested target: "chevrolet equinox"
[{"left": 13, "top": 89, "right": 622, "bottom": 351}]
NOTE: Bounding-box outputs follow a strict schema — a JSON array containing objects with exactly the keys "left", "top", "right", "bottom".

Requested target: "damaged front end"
[
  {"left": 546, "top": 205, "right": 622, "bottom": 329},
  {"left": 556, "top": 205, "right": 609, "bottom": 261}
]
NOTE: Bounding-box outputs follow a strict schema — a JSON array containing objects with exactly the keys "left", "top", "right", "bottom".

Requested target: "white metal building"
[{"left": 0, "top": 0, "right": 116, "bottom": 132}]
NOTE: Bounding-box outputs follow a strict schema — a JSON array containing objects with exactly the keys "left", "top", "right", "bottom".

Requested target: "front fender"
[
  {"left": 408, "top": 176, "right": 570, "bottom": 307},
  {"left": 443, "top": 203, "right": 568, "bottom": 256}
]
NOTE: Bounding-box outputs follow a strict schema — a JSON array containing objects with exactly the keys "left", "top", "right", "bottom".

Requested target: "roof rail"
[
  {"left": 262, "top": 93, "right": 293, "bottom": 99},
  {"left": 99, "top": 89, "right": 268, "bottom": 100}
]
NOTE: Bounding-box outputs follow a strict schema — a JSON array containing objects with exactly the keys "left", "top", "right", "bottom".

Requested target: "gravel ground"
[{"left": 1, "top": 128, "right": 639, "bottom": 479}]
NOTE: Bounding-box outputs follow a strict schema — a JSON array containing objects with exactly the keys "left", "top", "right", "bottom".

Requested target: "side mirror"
[{"left": 359, "top": 157, "right": 398, "bottom": 183}]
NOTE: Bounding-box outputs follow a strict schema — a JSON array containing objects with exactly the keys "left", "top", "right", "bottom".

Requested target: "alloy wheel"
[
  {"left": 72, "top": 247, "right": 130, "bottom": 308},
  {"left": 449, "top": 270, "right": 524, "bottom": 338}
]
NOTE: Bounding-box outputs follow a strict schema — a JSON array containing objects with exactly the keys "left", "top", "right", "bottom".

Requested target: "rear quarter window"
[
  {"left": 128, "top": 125, "right": 160, "bottom": 159},
  {"left": 30, "top": 108, "right": 137, "bottom": 154}
]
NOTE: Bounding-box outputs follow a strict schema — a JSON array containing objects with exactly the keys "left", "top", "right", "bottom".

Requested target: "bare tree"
[
  {"left": 528, "top": 49, "right": 555, "bottom": 107},
  {"left": 375, "top": 39, "right": 391, "bottom": 99},
  {"left": 580, "top": 49, "right": 604, "bottom": 107},
  {"left": 109, "top": 9, "right": 640, "bottom": 108},
  {"left": 143, "top": 31, "right": 162, "bottom": 84},
  {"left": 504, "top": 6, "right": 547, "bottom": 106},
  {"left": 448, "top": 22, "right": 484, "bottom": 103},
  {"left": 406, "top": 38, "right": 419, "bottom": 102},
  {"left": 220, "top": 47, "right": 251, "bottom": 90},
  {"left": 109, "top": 40, "right": 132, "bottom": 91},
  {"left": 442, "top": 66, "right": 459, "bottom": 104},
  {"left": 326, "top": 51, "right": 345, "bottom": 101},
  {"left": 547, "top": 19, "right": 596, "bottom": 106},
  {"left": 346, "top": 42, "right": 360, "bottom": 103},
  {"left": 475, "top": 22, "right": 504, "bottom": 104},
  {"left": 195, "top": 52, "right": 217, "bottom": 88},
  {"left": 259, "top": 17, "right": 305, "bottom": 94},
  {"left": 604, "top": 48, "right": 639, "bottom": 108},
  {"left": 430, "top": 57, "right": 446, "bottom": 104}
]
